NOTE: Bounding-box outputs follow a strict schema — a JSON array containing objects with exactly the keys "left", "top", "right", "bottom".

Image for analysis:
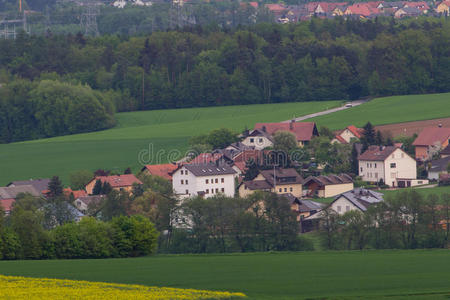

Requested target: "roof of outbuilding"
[
  {"left": 91, "top": 174, "right": 142, "bottom": 188},
  {"left": 335, "top": 188, "right": 384, "bottom": 212},
  {"left": 303, "top": 174, "right": 353, "bottom": 186},
  {"left": 0, "top": 185, "right": 41, "bottom": 200},
  {"left": 430, "top": 156, "right": 450, "bottom": 173},
  {"left": 259, "top": 168, "right": 303, "bottom": 186},
  {"left": 413, "top": 127, "right": 450, "bottom": 146},
  {"left": 182, "top": 163, "right": 237, "bottom": 177},
  {"left": 7, "top": 178, "right": 50, "bottom": 193},
  {"left": 243, "top": 180, "right": 272, "bottom": 190}
]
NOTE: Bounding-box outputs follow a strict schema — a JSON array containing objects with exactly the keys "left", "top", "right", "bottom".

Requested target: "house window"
[
  {"left": 215, "top": 188, "right": 219, "bottom": 193},
  {"left": 185, "top": 189, "right": 189, "bottom": 194},
  {"left": 181, "top": 170, "right": 184, "bottom": 175},
  {"left": 290, "top": 187, "right": 293, "bottom": 192},
  {"left": 185, "top": 171, "right": 188, "bottom": 175},
  {"left": 181, "top": 180, "right": 184, "bottom": 184},
  {"left": 367, "top": 163, "right": 369, "bottom": 168},
  {"left": 211, "top": 189, "right": 214, "bottom": 194},
  {"left": 215, "top": 178, "right": 218, "bottom": 183},
  {"left": 258, "top": 138, "right": 263, "bottom": 143},
  {"left": 221, "top": 188, "right": 224, "bottom": 193},
  {"left": 337, "top": 206, "right": 341, "bottom": 212},
  {"left": 206, "top": 179, "right": 209, "bottom": 184},
  {"left": 250, "top": 138, "right": 254, "bottom": 143},
  {"left": 374, "top": 163, "right": 377, "bottom": 168},
  {"left": 279, "top": 188, "right": 282, "bottom": 192},
  {"left": 360, "top": 167, "right": 363, "bottom": 172},
  {"left": 284, "top": 188, "right": 287, "bottom": 192},
  {"left": 206, "top": 189, "right": 209, "bottom": 194},
  {"left": 346, "top": 206, "right": 350, "bottom": 212},
  {"left": 221, "top": 178, "right": 224, "bottom": 183},
  {"left": 390, "top": 163, "right": 396, "bottom": 168},
  {"left": 186, "top": 180, "right": 189, "bottom": 184}
]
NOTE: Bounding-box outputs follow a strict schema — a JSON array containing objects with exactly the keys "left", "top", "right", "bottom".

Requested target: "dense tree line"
[
  {"left": 320, "top": 191, "right": 450, "bottom": 250},
  {"left": 0, "top": 79, "right": 116, "bottom": 142},
  {"left": 1, "top": 17, "right": 450, "bottom": 142}
]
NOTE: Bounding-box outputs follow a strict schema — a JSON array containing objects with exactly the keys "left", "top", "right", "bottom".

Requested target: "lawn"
[
  {"left": 382, "top": 185, "right": 450, "bottom": 201},
  {"left": 0, "top": 101, "right": 340, "bottom": 185},
  {"left": 308, "top": 93, "right": 450, "bottom": 130},
  {"left": 1, "top": 250, "right": 450, "bottom": 299}
]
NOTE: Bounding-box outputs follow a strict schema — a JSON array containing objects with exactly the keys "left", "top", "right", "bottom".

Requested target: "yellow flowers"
[{"left": 0, "top": 275, "right": 246, "bottom": 299}]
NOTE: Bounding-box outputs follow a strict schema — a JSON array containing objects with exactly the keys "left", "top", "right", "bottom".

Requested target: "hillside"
[
  {"left": 1, "top": 250, "right": 450, "bottom": 299},
  {"left": 0, "top": 101, "right": 339, "bottom": 185},
  {"left": 308, "top": 93, "right": 450, "bottom": 130}
]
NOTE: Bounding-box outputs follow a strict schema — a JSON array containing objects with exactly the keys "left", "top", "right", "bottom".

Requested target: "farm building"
[
  {"left": 413, "top": 127, "right": 450, "bottom": 161},
  {"left": 303, "top": 174, "right": 354, "bottom": 198}
]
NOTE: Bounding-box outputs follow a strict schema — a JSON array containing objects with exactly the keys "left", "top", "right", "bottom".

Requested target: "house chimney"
[
  {"left": 290, "top": 119, "right": 294, "bottom": 130},
  {"left": 262, "top": 125, "right": 266, "bottom": 132}
]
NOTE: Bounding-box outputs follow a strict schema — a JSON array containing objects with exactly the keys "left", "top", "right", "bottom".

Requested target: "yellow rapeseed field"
[{"left": 0, "top": 275, "right": 246, "bottom": 299}]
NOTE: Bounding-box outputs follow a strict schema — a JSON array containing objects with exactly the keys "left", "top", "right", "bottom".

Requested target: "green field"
[
  {"left": 382, "top": 185, "right": 450, "bottom": 200},
  {"left": 0, "top": 101, "right": 340, "bottom": 185},
  {"left": 308, "top": 93, "right": 450, "bottom": 130},
  {"left": 1, "top": 250, "right": 450, "bottom": 299}
]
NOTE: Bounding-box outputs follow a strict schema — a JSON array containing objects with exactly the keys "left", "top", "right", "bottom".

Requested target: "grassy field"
[
  {"left": 1, "top": 250, "right": 450, "bottom": 299},
  {"left": 0, "top": 101, "right": 340, "bottom": 185},
  {"left": 382, "top": 185, "right": 450, "bottom": 200},
  {"left": 308, "top": 93, "right": 450, "bottom": 130}
]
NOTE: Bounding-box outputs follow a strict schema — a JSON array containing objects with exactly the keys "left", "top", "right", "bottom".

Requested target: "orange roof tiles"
[
  {"left": 254, "top": 122, "right": 318, "bottom": 142},
  {"left": 94, "top": 174, "right": 142, "bottom": 188},
  {"left": 413, "top": 127, "right": 450, "bottom": 146},
  {"left": 142, "top": 163, "right": 178, "bottom": 181}
]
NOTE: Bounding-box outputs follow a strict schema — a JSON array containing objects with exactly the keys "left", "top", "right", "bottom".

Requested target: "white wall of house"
[
  {"left": 339, "top": 129, "right": 358, "bottom": 143},
  {"left": 359, "top": 148, "right": 416, "bottom": 187},
  {"left": 383, "top": 148, "right": 417, "bottom": 187},
  {"left": 172, "top": 166, "right": 235, "bottom": 198},
  {"left": 242, "top": 136, "right": 273, "bottom": 150},
  {"left": 359, "top": 160, "right": 385, "bottom": 184},
  {"left": 330, "top": 196, "right": 360, "bottom": 215}
]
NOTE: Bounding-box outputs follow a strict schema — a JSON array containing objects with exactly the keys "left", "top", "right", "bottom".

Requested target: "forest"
[{"left": 1, "top": 17, "right": 450, "bottom": 142}]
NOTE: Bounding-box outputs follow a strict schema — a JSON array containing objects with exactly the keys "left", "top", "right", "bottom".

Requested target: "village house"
[
  {"left": 428, "top": 156, "right": 450, "bottom": 180},
  {"left": 358, "top": 145, "right": 425, "bottom": 187},
  {"left": 331, "top": 125, "right": 363, "bottom": 144},
  {"left": 394, "top": 6, "right": 421, "bottom": 17},
  {"left": 172, "top": 162, "right": 236, "bottom": 198},
  {"left": 0, "top": 185, "right": 41, "bottom": 215},
  {"left": 254, "top": 121, "right": 319, "bottom": 147},
  {"left": 74, "top": 195, "right": 105, "bottom": 215},
  {"left": 85, "top": 174, "right": 143, "bottom": 195},
  {"left": 413, "top": 127, "right": 450, "bottom": 161},
  {"left": 141, "top": 163, "right": 178, "bottom": 181},
  {"left": 239, "top": 168, "right": 303, "bottom": 198},
  {"left": 303, "top": 174, "right": 354, "bottom": 198},
  {"left": 282, "top": 193, "right": 323, "bottom": 220},
  {"left": 329, "top": 188, "right": 384, "bottom": 215},
  {"left": 435, "top": 0, "right": 450, "bottom": 14},
  {"left": 441, "top": 145, "right": 450, "bottom": 158},
  {"left": 241, "top": 129, "right": 274, "bottom": 150}
]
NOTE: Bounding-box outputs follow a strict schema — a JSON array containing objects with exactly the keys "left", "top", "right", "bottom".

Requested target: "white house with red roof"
[{"left": 332, "top": 125, "right": 363, "bottom": 144}]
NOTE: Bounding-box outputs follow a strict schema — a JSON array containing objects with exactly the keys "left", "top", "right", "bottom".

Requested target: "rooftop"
[
  {"left": 182, "top": 163, "right": 237, "bottom": 177},
  {"left": 413, "top": 127, "right": 450, "bottom": 146}
]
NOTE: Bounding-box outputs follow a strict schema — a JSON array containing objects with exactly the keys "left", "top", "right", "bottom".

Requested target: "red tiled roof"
[
  {"left": 41, "top": 188, "right": 87, "bottom": 198},
  {"left": 233, "top": 150, "right": 264, "bottom": 163},
  {"left": 334, "top": 135, "right": 348, "bottom": 144},
  {"left": 359, "top": 145, "right": 401, "bottom": 161},
  {"left": 142, "top": 163, "right": 178, "bottom": 181},
  {"left": 345, "top": 3, "right": 379, "bottom": 16},
  {"left": 249, "top": 1, "right": 258, "bottom": 8},
  {"left": 265, "top": 3, "right": 288, "bottom": 12},
  {"left": 254, "top": 122, "right": 318, "bottom": 142},
  {"left": 404, "top": 1, "right": 429, "bottom": 10},
  {"left": 413, "top": 127, "right": 450, "bottom": 146},
  {"left": 0, "top": 198, "right": 14, "bottom": 212},
  {"left": 233, "top": 161, "right": 247, "bottom": 173},
  {"left": 347, "top": 125, "right": 363, "bottom": 138},
  {"left": 94, "top": 174, "right": 142, "bottom": 188}
]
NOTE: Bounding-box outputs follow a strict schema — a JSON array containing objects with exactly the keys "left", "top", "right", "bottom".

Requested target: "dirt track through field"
[{"left": 374, "top": 117, "right": 450, "bottom": 137}]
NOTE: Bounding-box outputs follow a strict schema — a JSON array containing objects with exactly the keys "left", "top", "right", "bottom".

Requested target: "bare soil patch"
[{"left": 374, "top": 117, "right": 450, "bottom": 137}]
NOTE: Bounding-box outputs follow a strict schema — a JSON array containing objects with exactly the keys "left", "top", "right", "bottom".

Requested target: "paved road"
[{"left": 282, "top": 98, "right": 371, "bottom": 123}]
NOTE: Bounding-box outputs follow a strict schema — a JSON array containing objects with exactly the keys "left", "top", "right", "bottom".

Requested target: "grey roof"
[
  {"left": 243, "top": 180, "right": 272, "bottom": 190},
  {"left": 441, "top": 144, "right": 450, "bottom": 156},
  {"left": 183, "top": 163, "right": 236, "bottom": 177},
  {"left": 0, "top": 185, "right": 41, "bottom": 200},
  {"left": 299, "top": 199, "right": 324, "bottom": 212},
  {"left": 259, "top": 168, "right": 303, "bottom": 186},
  {"left": 303, "top": 174, "right": 353, "bottom": 186},
  {"left": 336, "top": 188, "right": 384, "bottom": 212},
  {"left": 76, "top": 195, "right": 105, "bottom": 206},
  {"left": 248, "top": 129, "right": 275, "bottom": 142},
  {"left": 430, "top": 156, "right": 450, "bottom": 173},
  {"left": 7, "top": 178, "right": 50, "bottom": 193}
]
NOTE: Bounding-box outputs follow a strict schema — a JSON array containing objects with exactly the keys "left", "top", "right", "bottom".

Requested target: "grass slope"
[
  {"left": 0, "top": 101, "right": 339, "bottom": 185},
  {"left": 1, "top": 250, "right": 450, "bottom": 299},
  {"left": 308, "top": 93, "right": 450, "bottom": 130}
]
